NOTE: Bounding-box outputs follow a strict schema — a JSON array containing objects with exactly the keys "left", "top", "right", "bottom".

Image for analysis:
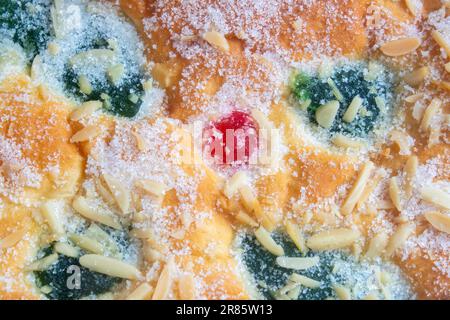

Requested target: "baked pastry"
[{"left": 0, "top": 0, "right": 448, "bottom": 300}]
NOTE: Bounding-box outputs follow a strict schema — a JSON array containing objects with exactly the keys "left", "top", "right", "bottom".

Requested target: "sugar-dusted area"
[{"left": 0, "top": 0, "right": 449, "bottom": 300}]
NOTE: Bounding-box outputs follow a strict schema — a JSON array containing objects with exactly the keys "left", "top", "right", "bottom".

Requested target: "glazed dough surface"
[{"left": 0, "top": 0, "right": 449, "bottom": 300}]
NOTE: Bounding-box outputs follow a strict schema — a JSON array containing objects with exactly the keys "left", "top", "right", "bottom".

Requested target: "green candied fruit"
[
  {"left": 291, "top": 63, "right": 393, "bottom": 138},
  {"left": 291, "top": 72, "right": 312, "bottom": 102},
  {"left": 240, "top": 233, "right": 338, "bottom": 300},
  {"left": 62, "top": 37, "right": 145, "bottom": 118},
  {"left": 35, "top": 226, "right": 132, "bottom": 300},
  {"left": 0, "top": 0, "right": 51, "bottom": 58},
  {"left": 64, "top": 69, "right": 145, "bottom": 118},
  {"left": 35, "top": 252, "right": 120, "bottom": 300}
]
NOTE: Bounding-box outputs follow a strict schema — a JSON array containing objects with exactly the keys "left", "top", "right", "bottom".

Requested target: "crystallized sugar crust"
[{"left": 0, "top": 0, "right": 449, "bottom": 300}]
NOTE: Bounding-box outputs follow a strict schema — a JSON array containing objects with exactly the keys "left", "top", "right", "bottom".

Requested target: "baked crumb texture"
[{"left": 0, "top": 0, "right": 449, "bottom": 300}]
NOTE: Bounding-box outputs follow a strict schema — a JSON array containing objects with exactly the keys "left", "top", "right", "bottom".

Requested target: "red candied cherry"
[{"left": 203, "top": 111, "right": 259, "bottom": 166}]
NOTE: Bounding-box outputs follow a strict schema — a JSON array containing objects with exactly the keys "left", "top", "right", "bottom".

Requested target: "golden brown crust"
[
  {"left": 118, "top": 0, "right": 449, "bottom": 300},
  {"left": 0, "top": 75, "right": 83, "bottom": 203},
  {"left": 0, "top": 0, "right": 448, "bottom": 300}
]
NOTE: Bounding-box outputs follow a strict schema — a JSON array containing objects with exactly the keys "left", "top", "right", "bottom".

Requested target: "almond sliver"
[
  {"left": 307, "top": 228, "right": 360, "bottom": 251},
  {"left": 424, "top": 211, "right": 450, "bottom": 234},
  {"left": 275, "top": 256, "right": 319, "bottom": 270},
  {"left": 70, "top": 125, "right": 101, "bottom": 143},
  {"left": 380, "top": 37, "right": 421, "bottom": 57},
  {"left": 420, "top": 186, "right": 450, "bottom": 210},
  {"left": 202, "top": 31, "right": 230, "bottom": 52}
]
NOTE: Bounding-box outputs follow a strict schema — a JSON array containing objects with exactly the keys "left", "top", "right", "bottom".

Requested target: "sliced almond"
[
  {"left": 54, "top": 242, "right": 79, "bottom": 258},
  {"left": 404, "top": 93, "right": 423, "bottom": 103},
  {"left": 404, "top": 155, "right": 418, "bottom": 198},
  {"left": 40, "top": 201, "right": 65, "bottom": 236},
  {"left": 428, "top": 123, "right": 441, "bottom": 148},
  {"left": 385, "top": 223, "right": 415, "bottom": 258},
  {"left": 152, "top": 259, "right": 175, "bottom": 300},
  {"left": 96, "top": 178, "right": 116, "bottom": 206},
  {"left": 143, "top": 246, "right": 163, "bottom": 263},
  {"left": 136, "top": 179, "right": 167, "bottom": 198},
  {"left": 130, "top": 228, "right": 154, "bottom": 239},
  {"left": 420, "top": 99, "right": 441, "bottom": 132},
  {"left": 278, "top": 282, "right": 300, "bottom": 296},
  {"left": 377, "top": 199, "right": 394, "bottom": 210},
  {"left": 405, "top": 0, "right": 422, "bottom": 16},
  {"left": 290, "top": 274, "right": 321, "bottom": 288},
  {"left": 357, "top": 171, "right": 384, "bottom": 210},
  {"left": 128, "top": 92, "right": 140, "bottom": 104},
  {"left": 85, "top": 225, "right": 120, "bottom": 260},
  {"left": 143, "top": 79, "right": 153, "bottom": 92},
  {"left": 179, "top": 35, "right": 198, "bottom": 42},
  {"left": 40, "top": 286, "right": 53, "bottom": 295},
  {"left": 202, "top": 31, "right": 230, "bottom": 52},
  {"left": 363, "top": 292, "right": 380, "bottom": 300},
  {"left": 341, "top": 162, "right": 375, "bottom": 215},
  {"left": 389, "top": 177, "right": 402, "bottom": 212},
  {"left": 107, "top": 64, "right": 125, "bottom": 85},
  {"left": 424, "top": 211, "right": 450, "bottom": 234},
  {"left": 307, "top": 228, "right": 360, "bottom": 251},
  {"left": 70, "top": 101, "right": 102, "bottom": 121},
  {"left": 343, "top": 96, "right": 363, "bottom": 123},
  {"left": 132, "top": 131, "right": 148, "bottom": 152},
  {"left": 235, "top": 211, "right": 259, "bottom": 227},
  {"left": 332, "top": 134, "right": 365, "bottom": 149},
  {"left": 327, "top": 79, "right": 344, "bottom": 102},
  {"left": 254, "top": 226, "right": 284, "bottom": 256},
  {"left": 126, "top": 283, "right": 153, "bottom": 300},
  {"left": 420, "top": 186, "right": 450, "bottom": 210},
  {"left": 239, "top": 185, "right": 274, "bottom": 231},
  {"left": 315, "top": 100, "right": 340, "bottom": 129},
  {"left": 223, "top": 171, "right": 248, "bottom": 199},
  {"left": 431, "top": 30, "right": 450, "bottom": 56},
  {"left": 102, "top": 174, "right": 131, "bottom": 215},
  {"left": 26, "top": 253, "right": 58, "bottom": 271},
  {"left": 285, "top": 220, "right": 308, "bottom": 254},
  {"left": 380, "top": 37, "right": 421, "bottom": 57},
  {"left": 333, "top": 285, "right": 351, "bottom": 300},
  {"left": 287, "top": 286, "right": 301, "bottom": 300},
  {"left": 79, "top": 254, "right": 141, "bottom": 280},
  {"left": 78, "top": 75, "right": 93, "bottom": 95},
  {"left": 72, "top": 196, "right": 121, "bottom": 229},
  {"left": 365, "top": 232, "right": 389, "bottom": 259},
  {"left": 69, "top": 234, "right": 104, "bottom": 254},
  {"left": 70, "top": 125, "right": 101, "bottom": 143},
  {"left": 275, "top": 256, "right": 319, "bottom": 270},
  {"left": 403, "top": 66, "right": 429, "bottom": 87}
]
